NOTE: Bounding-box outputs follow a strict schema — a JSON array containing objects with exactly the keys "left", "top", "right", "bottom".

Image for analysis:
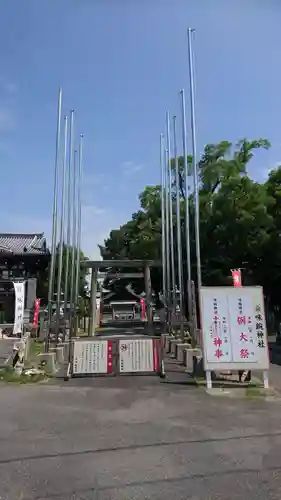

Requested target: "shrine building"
[{"left": 0, "top": 233, "right": 49, "bottom": 324}]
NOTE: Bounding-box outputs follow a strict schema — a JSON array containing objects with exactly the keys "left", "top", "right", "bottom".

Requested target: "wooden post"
[
  {"left": 89, "top": 268, "right": 98, "bottom": 336},
  {"left": 144, "top": 264, "right": 153, "bottom": 332}
]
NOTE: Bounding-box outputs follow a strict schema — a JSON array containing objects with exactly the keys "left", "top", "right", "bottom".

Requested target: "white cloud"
[{"left": 121, "top": 161, "right": 143, "bottom": 176}]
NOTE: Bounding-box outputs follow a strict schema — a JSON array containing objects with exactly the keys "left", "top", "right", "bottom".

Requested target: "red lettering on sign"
[
  {"left": 240, "top": 348, "right": 249, "bottom": 359},
  {"left": 237, "top": 316, "right": 246, "bottom": 325},
  {"left": 213, "top": 337, "right": 222, "bottom": 347},
  {"left": 107, "top": 340, "right": 113, "bottom": 373},
  {"left": 215, "top": 349, "right": 223, "bottom": 359}
]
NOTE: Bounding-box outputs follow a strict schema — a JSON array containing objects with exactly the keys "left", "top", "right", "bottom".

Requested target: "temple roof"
[{"left": 0, "top": 233, "right": 48, "bottom": 255}]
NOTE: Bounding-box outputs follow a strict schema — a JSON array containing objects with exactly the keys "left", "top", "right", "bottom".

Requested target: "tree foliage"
[{"left": 100, "top": 138, "right": 281, "bottom": 323}]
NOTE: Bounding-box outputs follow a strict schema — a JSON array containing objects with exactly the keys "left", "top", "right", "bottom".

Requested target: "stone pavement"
[
  {"left": 1, "top": 374, "right": 281, "bottom": 499},
  {"left": 0, "top": 338, "right": 14, "bottom": 365}
]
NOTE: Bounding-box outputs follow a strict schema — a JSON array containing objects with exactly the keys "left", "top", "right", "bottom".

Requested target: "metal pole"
[
  {"left": 172, "top": 116, "right": 184, "bottom": 336},
  {"left": 188, "top": 28, "right": 202, "bottom": 293},
  {"left": 63, "top": 109, "right": 74, "bottom": 320},
  {"left": 74, "top": 134, "right": 84, "bottom": 313},
  {"left": 165, "top": 148, "right": 171, "bottom": 314},
  {"left": 166, "top": 111, "right": 176, "bottom": 313},
  {"left": 56, "top": 116, "right": 68, "bottom": 338},
  {"left": 180, "top": 89, "right": 192, "bottom": 321},
  {"left": 70, "top": 149, "right": 78, "bottom": 335},
  {"left": 46, "top": 87, "right": 62, "bottom": 352},
  {"left": 89, "top": 268, "right": 98, "bottom": 336},
  {"left": 160, "top": 133, "right": 167, "bottom": 305}
]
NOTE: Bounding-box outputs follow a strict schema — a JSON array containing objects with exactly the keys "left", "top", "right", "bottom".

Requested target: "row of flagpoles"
[
  {"left": 45, "top": 34, "right": 242, "bottom": 347},
  {"left": 46, "top": 88, "right": 84, "bottom": 350},
  {"left": 160, "top": 29, "right": 243, "bottom": 334},
  {"left": 160, "top": 29, "right": 199, "bottom": 335}
]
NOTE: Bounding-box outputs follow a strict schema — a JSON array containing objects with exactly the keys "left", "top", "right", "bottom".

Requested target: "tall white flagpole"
[
  {"left": 56, "top": 115, "right": 68, "bottom": 336},
  {"left": 172, "top": 115, "right": 184, "bottom": 335},
  {"left": 74, "top": 134, "right": 84, "bottom": 312},
  {"left": 180, "top": 89, "right": 192, "bottom": 321},
  {"left": 166, "top": 111, "right": 176, "bottom": 313},
  {"left": 187, "top": 28, "right": 202, "bottom": 294},
  {"left": 46, "top": 87, "right": 62, "bottom": 351},
  {"left": 160, "top": 133, "right": 167, "bottom": 304},
  {"left": 63, "top": 109, "right": 75, "bottom": 319},
  {"left": 165, "top": 147, "right": 171, "bottom": 316}
]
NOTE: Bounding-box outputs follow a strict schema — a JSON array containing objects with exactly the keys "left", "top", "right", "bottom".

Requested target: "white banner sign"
[
  {"left": 13, "top": 281, "right": 25, "bottom": 335},
  {"left": 200, "top": 286, "right": 269, "bottom": 371}
]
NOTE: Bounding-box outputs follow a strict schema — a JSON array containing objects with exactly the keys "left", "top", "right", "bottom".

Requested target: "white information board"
[
  {"left": 200, "top": 286, "right": 269, "bottom": 371},
  {"left": 119, "top": 339, "right": 154, "bottom": 373},
  {"left": 72, "top": 340, "right": 108, "bottom": 375}
]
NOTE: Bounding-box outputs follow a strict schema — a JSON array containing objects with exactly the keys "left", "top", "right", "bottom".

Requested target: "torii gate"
[{"left": 80, "top": 259, "right": 161, "bottom": 334}]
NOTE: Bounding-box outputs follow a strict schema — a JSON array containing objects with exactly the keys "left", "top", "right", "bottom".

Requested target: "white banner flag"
[{"left": 13, "top": 281, "right": 25, "bottom": 335}]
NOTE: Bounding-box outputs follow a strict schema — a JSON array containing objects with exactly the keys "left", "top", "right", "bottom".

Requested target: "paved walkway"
[
  {"left": 0, "top": 338, "right": 14, "bottom": 365},
  {"left": 1, "top": 374, "right": 281, "bottom": 499}
]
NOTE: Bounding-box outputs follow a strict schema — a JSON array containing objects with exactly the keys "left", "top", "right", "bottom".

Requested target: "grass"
[
  {"left": 0, "top": 366, "right": 47, "bottom": 384},
  {"left": 25, "top": 340, "right": 45, "bottom": 370},
  {"left": 245, "top": 385, "right": 276, "bottom": 398},
  {"left": 246, "top": 386, "right": 263, "bottom": 398},
  {"left": 0, "top": 340, "right": 48, "bottom": 385},
  {"left": 28, "top": 340, "right": 44, "bottom": 358},
  {"left": 194, "top": 376, "right": 206, "bottom": 385}
]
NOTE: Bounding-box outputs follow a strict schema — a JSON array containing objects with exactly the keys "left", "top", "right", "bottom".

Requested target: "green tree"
[{"left": 100, "top": 137, "right": 281, "bottom": 323}]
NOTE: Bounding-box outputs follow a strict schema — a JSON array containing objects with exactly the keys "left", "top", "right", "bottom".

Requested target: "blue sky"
[{"left": 0, "top": 0, "right": 281, "bottom": 258}]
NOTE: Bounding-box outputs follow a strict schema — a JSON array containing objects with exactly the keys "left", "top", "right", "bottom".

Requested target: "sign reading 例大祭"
[{"left": 200, "top": 286, "right": 269, "bottom": 372}]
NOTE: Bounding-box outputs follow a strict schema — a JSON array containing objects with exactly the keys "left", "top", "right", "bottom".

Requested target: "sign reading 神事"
[{"left": 200, "top": 286, "right": 269, "bottom": 372}]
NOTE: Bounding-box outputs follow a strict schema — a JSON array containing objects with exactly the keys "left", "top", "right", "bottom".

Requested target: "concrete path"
[
  {"left": 0, "top": 338, "right": 14, "bottom": 365},
  {"left": 1, "top": 375, "right": 281, "bottom": 499},
  {"left": 96, "top": 322, "right": 162, "bottom": 337}
]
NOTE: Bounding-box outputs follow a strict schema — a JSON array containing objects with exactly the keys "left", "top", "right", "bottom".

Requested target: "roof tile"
[{"left": 0, "top": 233, "right": 48, "bottom": 255}]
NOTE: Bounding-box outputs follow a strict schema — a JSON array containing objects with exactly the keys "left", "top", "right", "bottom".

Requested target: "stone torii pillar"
[{"left": 89, "top": 268, "right": 98, "bottom": 336}]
